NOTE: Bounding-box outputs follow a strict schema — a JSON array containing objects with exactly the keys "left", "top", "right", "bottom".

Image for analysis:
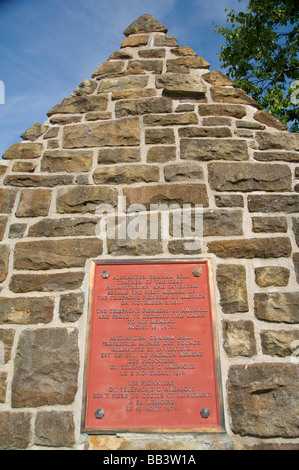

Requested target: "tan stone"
[
  {"left": 166, "top": 57, "right": 210, "bottom": 72},
  {"left": 144, "top": 112, "right": 198, "bottom": 127},
  {"left": 0, "top": 189, "right": 16, "bottom": 213},
  {"left": 0, "top": 217, "right": 7, "bottom": 241},
  {"left": 29, "top": 217, "right": 98, "bottom": 238},
  {"left": 123, "top": 14, "right": 168, "bottom": 36},
  {"left": 71, "top": 79, "right": 97, "bottom": 96},
  {"left": 198, "top": 104, "right": 246, "bottom": 118},
  {"left": 98, "top": 148, "right": 140, "bottom": 164},
  {"left": 41, "top": 150, "right": 93, "bottom": 173},
  {"left": 252, "top": 216, "right": 287, "bottom": 233},
  {"left": 56, "top": 186, "right": 118, "bottom": 214},
  {"left": 115, "top": 97, "right": 172, "bottom": 118},
  {"left": 0, "top": 373, "right": 7, "bottom": 403},
  {"left": 208, "top": 162, "right": 291, "bottom": 191},
  {"left": 154, "top": 35, "right": 178, "bottom": 47},
  {"left": 253, "top": 151, "right": 299, "bottom": 162},
  {"left": 147, "top": 146, "right": 176, "bottom": 163},
  {"left": 47, "top": 94, "right": 108, "bottom": 116},
  {"left": 216, "top": 265, "right": 249, "bottom": 313},
  {"left": 156, "top": 73, "right": 206, "bottom": 98},
  {"left": 121, "top": 34, "right": 149, "bottom": 48},
  {"left": 254, "top": 293, "right": 299, "bottom": 323},
  {"left": 97, "top": 75, "right": 148, "bottom": 93},
  {"left": 93, "top": 164, "right": 160, "bottom": 185},
  {"left": 0, "top": 297, "right": 54, "bottom": 325},
  {"left": 208, "top": 237, "right": 292, "bottom": 259},
  {"left": 223, "top": 320, "right": 256, "bottom": 356},
  {"left": 171, "top": 46, "right": 197, "bottom": 57},
  {"left": 49, "top": 115, "right": 82, "bottom": 125},
  {"left": 59, "top": 293, "right": 85, "bottom": 322},
  {"left": 4, "top": 174, "right": 73, "bottom": 187},
  {"left": 85, "top": 112, "right": 112, "bottom": 121},
  {"left": 10, "top": 271, "right": 85, "bottom": 293},
  {"left": 181, "top": 139, "right": 249, "bottom": 162},
  {"left": 164, "top": 162, "right": 204, "bottom": 182},
  {"left": 254, "top": 110, "right": 288, "bottom": 131},
  {"left": 16, "top": 189, "right": 51, "bottom": 217},
  {"left": 261, "top": 330, "right": 299, "bottom": 357},
  {"left": 124, "top": 183, "right": 209, "bottom": 209},
  {"left": 127, "top": 59, "right": 163, "bottom": 74},
  {"left": 0, "top": 329, "right": 15, "bottom": 363},
  {"left": 0, "top": 245, "right": 9, "bottom": 283},
  {"left": 14, "top": 238, "right": 102, "bottom": 271},
  {"left": 2, "top": 142, "right": 43, "bottom": 160},
  {"left": 138, "top": 48, "right": 165, "bottom": 58},
  {"left": 12, "top": 161, "right": 36, "bottom": 173},
  {"left": 202, "top": 70, "right": 234, "bottom": 86},
  {"left": 145, "top": 128, "right": 175, "bottom": 145},
  {"left": 256, "top": 132, "right": 299, "bottom": 151},
  {"left": 255, "top": 266, "right": 290, "bottom": 287},
  {"left": 91, "top": 61, "right": 124, "bottom": 79},
  {"left": 112, "top": 88, "right": 156, "bottom": 101},
  {"left": 63, "top": 118, "right": 140, "bottom": 148},
  {"left": 293, "top": 253, "right": 299, "bottom": 283},
  {"left": 20, "top": 122, "right": 48, "bottom": 141},
  {"left": 179, "top": 127, "right": 232, "bottom": 138},
  {"left": 211, "top": 87, "right": 259, "bottom": 107}
]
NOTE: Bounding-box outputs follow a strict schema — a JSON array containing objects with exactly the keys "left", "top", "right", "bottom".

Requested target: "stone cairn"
[{"left": 0, "top": 14, "right": 298, "bottom": 450}]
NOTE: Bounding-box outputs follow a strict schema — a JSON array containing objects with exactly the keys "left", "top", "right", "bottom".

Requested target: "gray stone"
[
  {"left": 12, "top": 328, "right": 79, "bottom": 408},
  {"left": 35, "top": 411, "right": 75, "bottom": 447},
  {"left": 227, "top": 363, "right": 299, "bottom": 437},
  {"left": 0, "top": 297, "right": 54, "bottom": 325},
  {"left": 59, "top": 293, "right": 85, "bottom": 322},
  {"left": 29, "top": 217, "right": 98, "bottom": 238},
  {"left": 9, "top": 271, "right": 84, "bottom": 293},
  {"left": 0, "top": 412, "right": 31, "bottom": 449},
  {"left": 248, "top": 195, "right": 299, "bottom": 213},
  {"left": 216, "top": 265, "right": 249, "bottom": 313},
  {"left": 123, "top": 14, "right": 168, "bottom": 36}
]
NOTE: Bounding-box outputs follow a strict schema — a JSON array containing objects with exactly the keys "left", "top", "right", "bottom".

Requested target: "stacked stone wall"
[{"left": 0, "top": 15, "right": 298, "bottom": 450}]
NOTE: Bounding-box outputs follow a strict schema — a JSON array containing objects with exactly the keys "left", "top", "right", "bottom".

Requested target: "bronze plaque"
[{"left": 82, "top": 259, "right": 225, "bottom": 433}]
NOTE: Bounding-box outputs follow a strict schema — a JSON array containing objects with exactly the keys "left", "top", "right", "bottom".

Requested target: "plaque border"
[{"left": 81, "top": 258, "right": 225, "bottom": 435}]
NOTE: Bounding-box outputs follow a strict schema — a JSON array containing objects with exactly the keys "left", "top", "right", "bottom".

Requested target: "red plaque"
[{"left": 82, "top": 259, "right": 225, "bottom": 433}]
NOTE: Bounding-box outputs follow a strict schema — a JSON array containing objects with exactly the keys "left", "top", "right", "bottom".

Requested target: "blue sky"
[{"left": 0, "top": 0, "right": 249, "bottom": 158}]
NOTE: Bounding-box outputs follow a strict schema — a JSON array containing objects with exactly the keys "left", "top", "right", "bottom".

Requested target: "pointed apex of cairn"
[{"left": 123, "top": 14, "right": 168, "bottom": 37}]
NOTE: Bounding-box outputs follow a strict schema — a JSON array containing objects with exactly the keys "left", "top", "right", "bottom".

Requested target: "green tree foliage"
[{"left": 215, "top": 0, "right": 299, "bottom": 132}]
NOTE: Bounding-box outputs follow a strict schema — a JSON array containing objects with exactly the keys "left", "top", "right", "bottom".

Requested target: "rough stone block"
[
  {"left": 198, "top": 104, "right": 246, "bottom": 118},
  {"left": 4, "top": 174, "right": 73, "bottom": 187},
  {"left": 123, "top": 183, "right": 209, "bottom": 209},
  {"left": 215, "top": 195, "right": 243, "bottom": 208},
  {"left": 41, "top": 150, "right": 93, "bottom": 173},
  {"left": 121, "top": 34, "right": 149, "bottom": 48},
  {"left": 56, "top": 186, "right": 118, "bottom": 214},
  {"left": 255, "top": 267, "right": 290, "bottom": 287},
  {"left": 0, "top": 297, "right": 54, "bottom": 325},
  {"left": 9, "top": 271, "right": 85, "bottom": 293},
  {"left": 127, "top": 59, "right": 163, "bottom": 74},
  {"left": 12, "top": 161, "right": 36, "bottom": 173},
  {"left": 252, "top": 216, "right": 288, "bottom": 233},
  {"left": 0, "top": 245, "right": 9, "bottom": 283},
  {"left": 293, "top": 218, "right": 299, "bottom": 247},
  {"left": 59, "top": 293, "right": 85, "bottom": 323},
  {"left": 47, "top": 95, "right": 108, "bottom": 116},
  {"left": 91, "top": 60, "right": 124, "bottom": 79},
  {"left": 261, "top": 330, "right": 299, "bottom": 357},
  {"left": 181, "top": 139, "right": 249, "bottom": 162},
  {"left": 11, "top": 328, "right": 79, "bottom": 408},
  {"left": 254, "top": 293, "right": 299, "bottom": 324},
  {"left": 98, "top": 148, "right": 140, "bottom": 164},
  {"left": 29, "top": 217, "right": 98, "bottom": 238},
  {"left": 166, "top": 57, "right": 210, "bottom": 72},
  {"left": 16, "top": 189, "right": 51, "bottom": 218},
  {"left": 0, "top": 412, "right": 31, "bottom": 449},
  {"left": 93, "top": 164, "right": 160, "bottom": 184},
  {"left": 112, "top": 88, "right": 156, "bottom": 101},
  {"left": 216, "top": 265, "right": 249, "bottom": 313},
  {"left": 0, "top": 217, "right": 7, "bottom": 241},
  {"left": 223, "top": 320, "right": 256, "bottom": 356},
  {"left": 147, "top": 146, "right": 176, "bottom": 163},
  {"left": 253, "top": 151, "right": 299, "bottom": 162},
  {"left": 164, "top": 162, "right": 204, "bottom": 182},
  {"left": 155, "top": 74, "right": 206, "bottom": 98},
  {"left": 208, "top": 162, "right": 291, "bottom": 192},
  {"left": 256, "top": 132, "right": 299, "bottom": 151},
  {"left": 211, "top": 87, "right": 259, "bottom": 107},
  {"left": 2, "top": 142, "right": 43, "bottom": 160},
  {"left": 227, "top": 363, "right": 299, "bottom": 437},
  {"left": 0, "top": 329, "right": 15, "bottom": 363},
  {"left": 208, "top": 237, "right": 292, "bottom": 259},
  {"left": 294, "top": 253, "right": 299, "bottom": 283},
  {"left": 63, "top": 118, "right": 140, "bottom": 148},
  {"left": 179, "top": 127, "right": 232, "bottom": 138},
  {"left": 145, "top": 128, "right": 175, "bottom": 145},
  {"left": 0, "top": 373, "right": 7, "bottom": 403},
  {"left": 35, "top": 411, "right": 75, "bottom": 447},
  {"left": 115, "top": 97, "right": 172, "bottom": 118},
  {"left": 253, "top": 110, "right": 288, "bottom": 131},
  {"left": 97, "top": 75, "right": 148, "bottom": 93},
  {"left": 144, "top": 112, "right": 198, "bottom": 126},
  {"left": 14, "top": 238, "right": 102, "bottom": 271},
  {"left": 248, "top": 195, "right": 299, "bottom": 213}
]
